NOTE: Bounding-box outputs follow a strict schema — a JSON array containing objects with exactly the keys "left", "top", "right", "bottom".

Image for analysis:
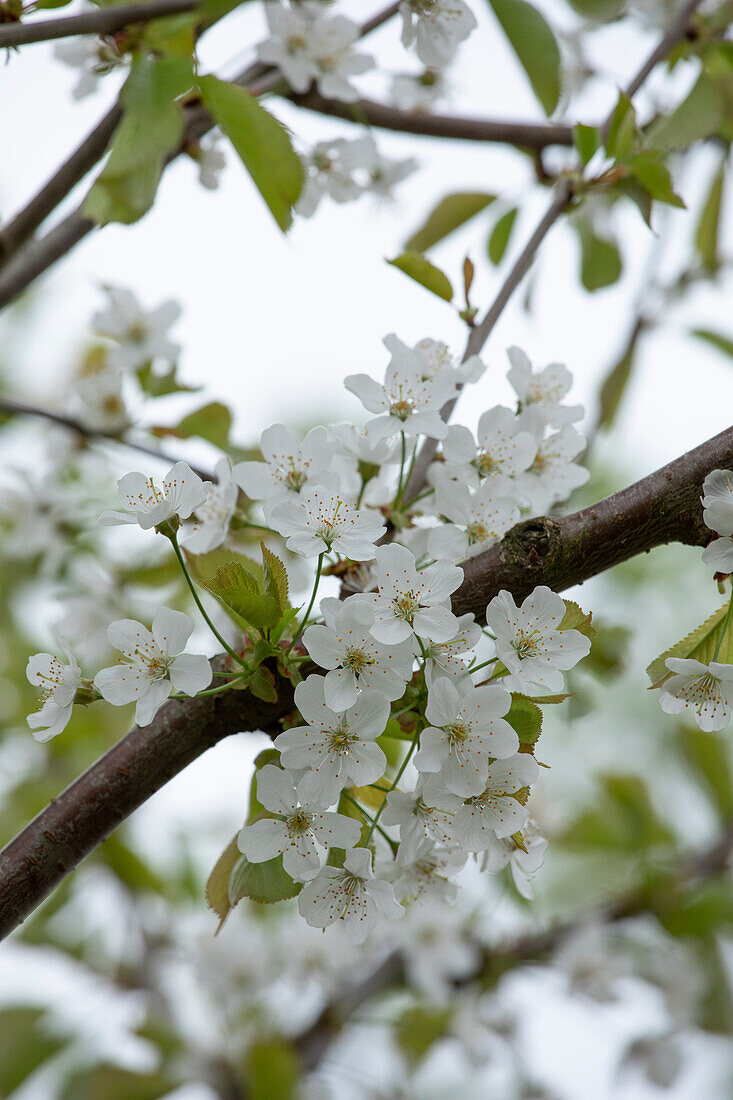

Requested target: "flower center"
[
  {"left": 446, "top": 721, "right": 468, "bottom": 743},
  {"left": 511, "top": 629, "right": 541, "bottom": 659},
  {"left": 328, "top": 723, "right": 355, "bottom": 755},
  {"left": 343, "top": 646, "right": 374, "bottom": 672},
  {"left": 393, "top": 590, "right": 420, "bottom": 622},
  {"left": 475, "top": 451, "right": 497, "bottom": 477},
  {"left": 287, "top": 811, "right": 314, "bottom": 837},
  {"left": 466, "top": 521, "right": 491, "bottom": 545},
  {"left": 389, "top": 384, "right": 416, "bottom": 421}
]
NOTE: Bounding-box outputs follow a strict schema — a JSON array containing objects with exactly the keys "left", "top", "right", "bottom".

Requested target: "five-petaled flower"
[
  {"left": 99, "top": 462, "right": 206, "bottom": 532},
  {"left": 94, "top": 608, "right": 212, "bottom": 726},
  {"left": 658, "top": 657, "right": 733, "bottom": 732},
  {"left": 275, "top": 675, "right": 390, "bottom": 803},
  {"left": 359, "top": 543, "right": 463, "bottom": 644},
  {"left": 452, "top": 754, "right": 540, "bottom": 849},
  {"left": 268, "top": 486, "right": 385, "bottom": 560},
  {"left": 237, "top": 765, "right": 361, "bottom": 880},
  {"left": 298, "top": 847, "right": 403, "bottom": 943},
  {"left": 26, "top": 644, "right": 82, "bottom": 741},
  {"left": 486, "top": 586, "right": 590, "bottom": 693}
]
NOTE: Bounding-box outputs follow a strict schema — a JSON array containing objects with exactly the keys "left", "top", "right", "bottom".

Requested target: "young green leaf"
[
  {"left": 260, "top": 542, "right": 290, "bottom": 615},
  {"left": 198, "top": 74, "right": 303, "bottom": 231},
  {"left": 205, "top": 834, "right": 240, "bottom": 930},
  {"left": 487, "top": 207, "right": 518, "bottom": 265},
  {"left": 152, "top": 401, "right": 232, "bottom": 448},
  {"left": 229, "top": 853, "right": 300, "bottom": 905},
  {"left": 605, "top": 94, "right": 637, "bottom": 161},
  {"left": 691, "top": 328, "right": 733, "bottom": 358},
  {"left": 695, "top": 157, "right": 726, "bottom": 272},
  {"left": 576, "top": 225, "right": 622, "bottom": 292},
  {"left": 404, "top": 191, "right": 496, "bottom": 252},
  {"left": 574, "top": 123, "right": 602, "bottom": 166},
  {"left": 646, "top": 73, "right": 722, "bottom": 154},
  {"left": 647, "top": 602, "right": 733, "bottom": 687},
  {"left": 506, "top": 695, "right": 543, "bottom": 746},
  {"left": 487, "top": 0, "right": 561, "bottom": 116},
  {"left": 626, "top": 154, "right": 685, "bottom": 209},
  {"left": 387, "top": 252, "right": 454, "bottom": 302},
  {"left": 560, "top": 600, "right": 596, "bottom": 639}
]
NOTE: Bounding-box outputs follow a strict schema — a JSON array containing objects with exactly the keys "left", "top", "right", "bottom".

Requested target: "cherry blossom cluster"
[
  {"left": 655, "top": 468, "right": 733, "bottom": 733},
  {"left": 25, "top": 319, "right": 593, "bottom": 942}
]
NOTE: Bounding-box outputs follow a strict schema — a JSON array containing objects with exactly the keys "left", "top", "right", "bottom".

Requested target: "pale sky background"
[{"left": 1, "top": 1, "right": 733, "bottom": 1096}]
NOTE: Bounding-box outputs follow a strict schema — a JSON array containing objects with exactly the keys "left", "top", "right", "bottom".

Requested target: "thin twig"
[
  {"left": 0, "top": 0, "right": 200, "bottom": 48},
  {"left": 293, "top": 92, "right": 574, "bottom": 150},
  {"left": 0, "top": 396, "right": 215, "bottom": 480}
]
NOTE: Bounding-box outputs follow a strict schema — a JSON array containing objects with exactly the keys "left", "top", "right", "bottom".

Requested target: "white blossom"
[
  {"left": 516, "top": 417, "right": 590, "bottom": 513},
  {"left": 275, "top": 675, "right": 389, "bottom": 803},
  {"left": 297, "top": 137, "right": 365, "bottom": 217},
  {"left": 411, "top": 337, "right": 485, "bottom": 385},
  {"left": 507, "top": 347, "right": 583, "bottom": 427},
  {"left": 391, "top": 838, "right": 465, "bottom": 905},
  {"left": 298, "top": 847, "right": 403, "bottom": 943},
  {"left": 358, "top": 543, "right": 463, "bottom": 644},
  {"left": 399, "top": 0, "right": 477, "bottom": 69},
  {"left": 329, "top": 422, "right": 399, "bottom": 467},
  {"left": 233, "top": 423, "right": 338, "bottom": 503},
  {"left": 303, "top": 596, "right": 414, "bottom": 709},
  {"left": 422, "top": 613, "right": 482, "bottom": 686},
  {"left": 358, "top": 138, "right": 418, "bottom": 200},
  {"left": 93, "top": 286, "right": 180, "bottom": 372},
  {"left": 94, "top": 608, "right": 212, "bottom": 726},
  {"left": 396, "top": 902, "right": 480, "bottom": 999},
  {"left": 69, "top": 368, "right": 130, "bottom": 433},
  {"left": 257, "top": 2, "right": 373, "bottom": 103},
  {"left": 181, "top": 458, "right": 238, "bottom": 554},
  {"left": 413, "top": 677, "right": 517, "bottom": 795},
  {"left": 345, "top": 335, "right": 458, "bottom": 444},
  {"left": 382, "top": 776, "right": 462, "bottom": 859},
  {"left": 427, "top": 481, "right": 519, "bottom": 562},
  {"left": 658, "top": 657, "right": 733, "bottom": 732},
  {"left": 486, "top": 586, "right": 591, "bottom": 693},
  {"left": 701, "top": 469, "right": 733, "bottom": 573},
  {"left": 480, "top": 820, "right": 547, "bottom": 898},
  {"left": 452, "top": 754, "right": 540, "bottom": 848},
  {"left": 99, "top": 462, "right": 206, "bottom": 531},
  {"left": 26, "top": 645, "right": 82, "bottom": 742},
  {"left": 54, "top": 36, "right": 123, "bottom": 99},
  {"left": 390, "top": 69, "right": 448, "bottom": 111},
  {"left": 268, "top": 486, "right": 384, "bottom": 560},
  {"left": 237, "top": 766, "right": 361, "bottom": 880},
  {"left": 441, "top": 407, "right": 537, "bottom": 487}
]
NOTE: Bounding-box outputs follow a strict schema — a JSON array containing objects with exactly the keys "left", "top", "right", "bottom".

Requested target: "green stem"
[
  {"left": 173, "top": 677, "right": 246, "bottom": 699},
  {"left": 713, "top": 587, "right": 733, "bottom": 661},
  {"left": 288, "top": 551, "right": 324, "bottom": 654},
  {"left": 170, "top": 534, "right": 249, "bottom": 670},
  {"left": 363, "top": 721, "right": 423, "bottom": 847},
  {"left": 468, "top": 656, "right": 499, "bottom": 675},
  {"left": 340, "top": 791, "right": 397, "bottom": 853},
  {"left": 394, "top": 431, "right": 407, "bottom": 505}
]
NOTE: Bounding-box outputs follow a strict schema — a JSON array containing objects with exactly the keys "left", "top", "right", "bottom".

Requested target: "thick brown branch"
[
  {"left": 0, "top": 0, "right": 199, "bottom": 48},
  {"left": 0, "top": 396, "right": 215, "bottom": 481},
  {"left": 293, "top": 91, "right": 574, "bottom": 150},
  {"left": 0, "top": 422, "right": 731, "bottom": 940},
  {"left": 0, "top": 657, "right": 297, "bottom": 941}
]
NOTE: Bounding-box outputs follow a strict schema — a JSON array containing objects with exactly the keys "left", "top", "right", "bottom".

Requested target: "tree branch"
[
  {"left": 1, "top": 421, "right": 731, "bottom": 940},
  {"left": 0, "top": 396, "right": 216, "bottom": 481},
  {"left": 292, "top": 91, "right": 574, "bottom": 150},
  {"left": 0, "top": 0, "right": 200, "bottom": 48}
]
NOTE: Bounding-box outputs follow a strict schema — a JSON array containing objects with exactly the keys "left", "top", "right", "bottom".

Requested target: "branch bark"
[
  {"left": 0, "top": 0, "right": 200, "bottom": 48},
  {"left": 1, "top": 421, "right": 731, "bottom": 940},
  {"left": 293, "top": 91, "right": 574, "bottom": 150},
  {"left": 0, "top": 396, "right": 216, "bottom": 481}
]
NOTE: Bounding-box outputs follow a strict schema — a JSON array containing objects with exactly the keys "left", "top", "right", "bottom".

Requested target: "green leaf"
[
  {"left": 606, "top": 94, "right": 637, "bottom": 160},
  {"left": 647, "top": 72, "right": 722, "bottom": 153},
  {"left": 576, "top": 225, "right": 622, "bottom": 292},
  {"left": 198, "top": 74, "right": 303, "bottom": 231},
  {"left": 692, "top": 327, "right": 733, "bottom": 358},
  {"left": 695, "top": 157, "right": 726, "bottom": 272},
  {"left": 166, "top": 401, "right": 232, "bottom": 448},
  {"left": 261, "top": 541, "right": 290, "bottom": 615},
  {"left": 61, "top": 1066, "right": 174, "bottom": 1100},
  {"left": 506, "top": 695, "right": 542, "bottom": 745},
  {"left": 137, "top": 362, "right": 199, "bottom": 397},
  {"left": 560, "top": 599, "right": 596, "bottom": 639},
  {"left": 85, "top": 55, "right": 193, "bottom": 225},
  {"left": 204, "top": 561, "right": 280, "bottom": 632},
  {"left": 646, "top": 602, "right": 733, "bottom": 687},
  {"left": 387, "top": 252, "right": 454, "bottom": 301},
  {"left": 487, "top": 0, "right": 561, "bottom": 116},
  {"left": 564, "top": 0, "right": 624, "bottom": 19},
  {"left": 229, "top": 853, "right": 300, "bottom": 905},
  {"left": 597, "top": 322, "right": 642, "bottom": 431},
  {"left": 245, "top": 1040, "right": 300, "bottom": 1100},
  {"left": 574, "top": 122, "right": 601, "bottom": 166},
  {"left": 395, "top": 1005, "right": 453, "bottom": 1066},
  {"left": 205, "top": 834, "right": 240, "bottom": 929},
  {"left": 0, "top": 1007, "right": 66, "bottom": 1096},
  {"left": 186, "top": 546, "right": 265, "bottom": 588},
  {"left": 487, "top": 207, "right": 518, "bottom": 265},
  {"left": 404, "top": 191, "right": 496, "bottom": 252},
  {"left": 617, "top": 176, "right": 653, "bottom": 228},
  {"left": 626, "top": 154, "right": 685, "bottom": 208}
]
